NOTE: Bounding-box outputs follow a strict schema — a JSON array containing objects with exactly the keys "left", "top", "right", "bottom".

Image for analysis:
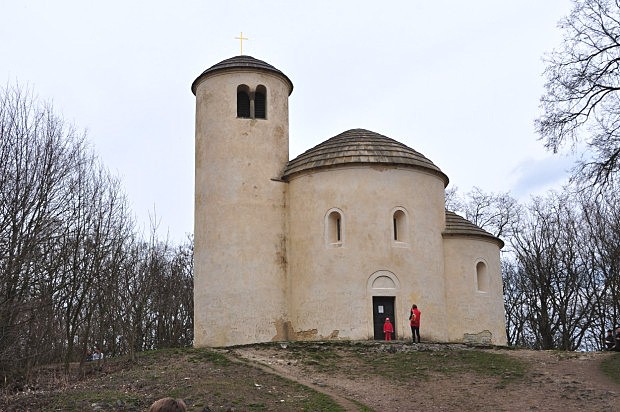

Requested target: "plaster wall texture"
[
  {"left": 194, "top": 70, "right": 290, "bottom": 347},
  {"left": 286, "top": 165, "right": 448, "bottom": 342},
  {"left": 443, "top": 237, "right": 507, "bottom": 345}
]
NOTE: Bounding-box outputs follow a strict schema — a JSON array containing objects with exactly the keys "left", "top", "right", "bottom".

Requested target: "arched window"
[
  {"left": 255, "top": 85, "right": 267, "bottom": 119},
  {"left": 391, "top": 208, "right": 409, "bottom": 246},
  {"left": 476, "top": 261, "right": 489, "bottom": 292},
  {"left": 237, "top": 85, "right": 250, "bottom": 118},
  {"left": 326, "top": 209, "right": 344, "bottom": 246},
  {"left": 393, "top": 210, "right": 407, "bottom": 242}
]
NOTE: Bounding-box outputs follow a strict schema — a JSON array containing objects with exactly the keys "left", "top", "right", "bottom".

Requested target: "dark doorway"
[{"left": 372, "top": 296, "right": 395, "bottom": 340}]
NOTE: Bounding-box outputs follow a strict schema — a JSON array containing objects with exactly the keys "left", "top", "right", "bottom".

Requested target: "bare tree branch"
[{"left": 537, "top": 0, "right": 620, "bottom": 189}]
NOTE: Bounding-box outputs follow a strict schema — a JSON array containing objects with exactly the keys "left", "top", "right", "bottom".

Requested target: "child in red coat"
[{"left": 383, "top": 317, "right": 394, "bottom": 341}]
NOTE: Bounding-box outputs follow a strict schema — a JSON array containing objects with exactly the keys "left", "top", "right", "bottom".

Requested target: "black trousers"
[{"left": 411, "top": 325, "right": 420, "bottom": 342}]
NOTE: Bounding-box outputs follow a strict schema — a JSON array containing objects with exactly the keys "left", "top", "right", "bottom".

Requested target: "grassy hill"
[{"left": 3, "top": 341, "right": 620, "bottom": 411}]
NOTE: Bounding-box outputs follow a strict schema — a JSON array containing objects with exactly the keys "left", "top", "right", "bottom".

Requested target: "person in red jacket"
[
  {"left": 410, "top": 304, "right": 421, "bottom": 343},
  {"left": 383, "top": 317, "right": 394, "bottom": 341}
]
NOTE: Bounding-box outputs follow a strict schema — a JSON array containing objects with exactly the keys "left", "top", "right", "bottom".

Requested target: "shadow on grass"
[{"left": 600, "top": 352, "right": 620, "bottom": 384}]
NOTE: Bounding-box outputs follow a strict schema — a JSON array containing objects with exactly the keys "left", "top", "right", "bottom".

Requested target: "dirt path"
[
  {"left": 232, "top": 344, "right": 620, "bottom": 411},
  {"left": 495, "top": 350, "right": 619, "bottom": 411},
  {"left": 229, "top": 349, "right": 360, "bottom": 411}
]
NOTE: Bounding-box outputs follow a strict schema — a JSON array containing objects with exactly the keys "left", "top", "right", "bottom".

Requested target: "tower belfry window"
[
  {"left": 255, "top": 85, "right": 266, "bottom": 119},
  {"left": 237, "top": 85, "right": 251, "bottom": 118},
  {"left": 237, "top": 84, "right": 267, "bottom": 119}
]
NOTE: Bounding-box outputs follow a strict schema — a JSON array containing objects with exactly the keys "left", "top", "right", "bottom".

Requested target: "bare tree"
[
  {"left": 446, "top": 186, "right": 522, "bottom": 240},
  {"left": 536, "top": 0, "right": 620, "bottom": 188},
  {"left": 0, "top": 83, "right": 195, "bottom": 386},
  {"left": 53, "top": 159, "right": 132, "bottom": 372},
  {"left": 0, "top": 84, "right": 83, "bottom": 377},
  {"left": 580, "top": 189, "right": 620, "bottom": 347},
  {"left": 502, "top": 259, "right": 530, "bottom": 346},
  {"left": 510, "top": 192, "right": 600, "bottom": 350},
  {"left": 153, "top": 239, "right": 193, "bottom": 349},
  {"left": 444, "top": 186, "right": 464, "bottom": 213}
]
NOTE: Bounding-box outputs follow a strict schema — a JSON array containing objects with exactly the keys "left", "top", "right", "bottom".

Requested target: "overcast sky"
[{"left": 1, "top": 0, "right": 576, "bottom": 242}]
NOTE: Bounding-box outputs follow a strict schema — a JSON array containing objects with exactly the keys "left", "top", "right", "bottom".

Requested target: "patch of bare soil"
[{"left": 232, "top": 343, "right": 620, "bottom": 411}]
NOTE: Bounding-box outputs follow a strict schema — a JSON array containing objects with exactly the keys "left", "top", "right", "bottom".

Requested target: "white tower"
[{"left": 192, "top": 56, "right": 293, "bottom": 346}]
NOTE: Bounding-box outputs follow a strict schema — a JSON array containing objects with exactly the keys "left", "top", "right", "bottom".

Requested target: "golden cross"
[{"left": 235, "top": 32, "right": 249, "bottom": 55}]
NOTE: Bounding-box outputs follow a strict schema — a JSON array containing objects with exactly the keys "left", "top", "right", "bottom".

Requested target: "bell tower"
[{"left": 192, "top": 56, "right": 293, "bottom": 346}]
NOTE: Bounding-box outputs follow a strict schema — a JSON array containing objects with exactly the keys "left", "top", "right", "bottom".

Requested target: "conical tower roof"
[{"left": 191, "top": 55, "right": 293, "bottom": 95}]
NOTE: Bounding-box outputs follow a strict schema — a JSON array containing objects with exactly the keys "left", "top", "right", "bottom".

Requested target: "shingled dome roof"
[
  {"left": 443, "top": 210, "right": 504, "bottom": 248},
  {"left": 282, "top": 129, "right": 449, "bottom": 185},
  {"left": 191, "top": 55, "right": 293, "bottom": 95}
]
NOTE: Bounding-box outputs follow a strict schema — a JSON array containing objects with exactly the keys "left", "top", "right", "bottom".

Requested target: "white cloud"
[{"left": 509, "top": 153, "right": 577, "bottom": 199}]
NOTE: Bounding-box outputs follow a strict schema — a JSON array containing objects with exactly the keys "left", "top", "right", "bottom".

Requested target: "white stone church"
[{"left": 192, "top": 55, "right": 506, "bottom": 347}]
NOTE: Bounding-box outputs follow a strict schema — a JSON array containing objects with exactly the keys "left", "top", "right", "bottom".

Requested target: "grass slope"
[{"left": 2, "top": 342, "right": 619, "bottom": 411}]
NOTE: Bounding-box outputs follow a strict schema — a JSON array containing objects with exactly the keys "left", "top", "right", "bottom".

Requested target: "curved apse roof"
[
  {"left": 282, "top": 128, "right": 449, "bottom": 186},
  {"left": 191, "top": 55, "right": 293, "bottom": 95},
  {"left": 443, "top": 210, "right": 504, "bottom": 248}
]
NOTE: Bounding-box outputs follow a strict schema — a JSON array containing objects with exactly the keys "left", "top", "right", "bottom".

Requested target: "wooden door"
[{"left": 372, "top": 296, "right": 395, "bottom": 340}]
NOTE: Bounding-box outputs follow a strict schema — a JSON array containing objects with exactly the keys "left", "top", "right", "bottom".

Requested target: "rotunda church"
[{"left": 192, "top": 55, "right": 506, "bottom": 347}]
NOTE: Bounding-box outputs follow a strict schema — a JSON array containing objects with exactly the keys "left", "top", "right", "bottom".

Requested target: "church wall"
[
  {"left": 442, "top": 237, "right": 507, "bottom": 345},
  {"left": 194, "top": 70, "right": 290, "bottom": 347},
  {"left": 286, "top": 165, "right": 449, "bottom": 342}
]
